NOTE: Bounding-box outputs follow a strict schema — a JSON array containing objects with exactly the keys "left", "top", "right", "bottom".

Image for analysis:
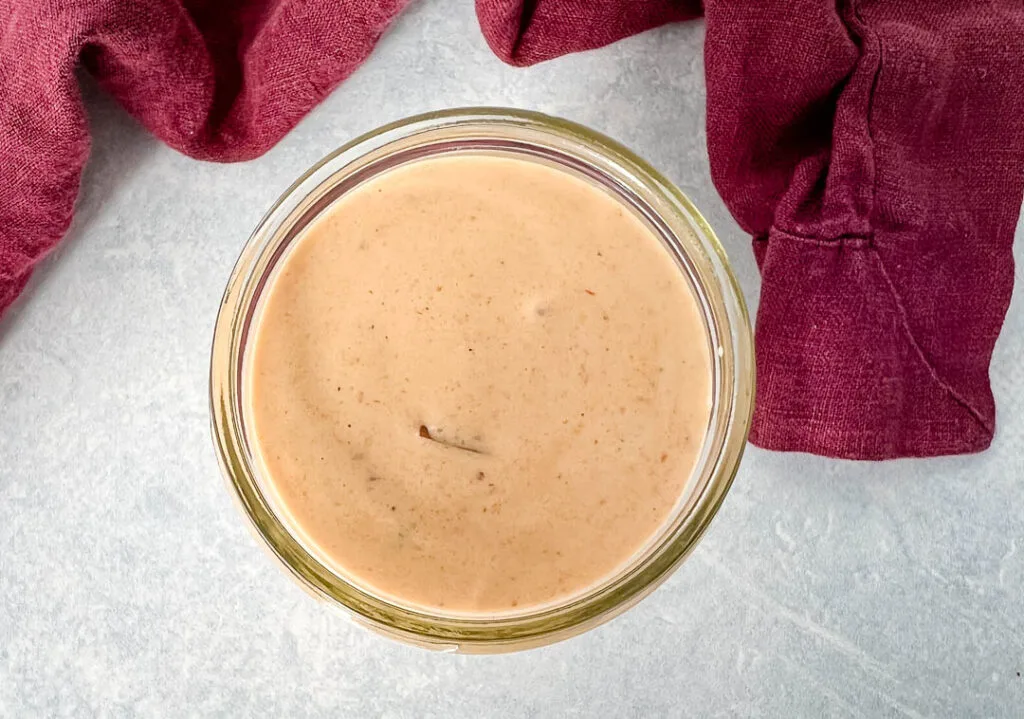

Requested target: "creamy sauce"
[{"left": 246, "top": 154, "right": 712, "bottom": 613}]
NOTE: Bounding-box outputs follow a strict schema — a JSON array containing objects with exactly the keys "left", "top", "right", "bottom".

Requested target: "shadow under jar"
[{"left": 210, "top": 108, "right": 754, "bottom": 653}]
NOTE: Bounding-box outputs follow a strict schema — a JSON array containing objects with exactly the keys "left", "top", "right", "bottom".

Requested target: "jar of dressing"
[{"left": 210, "top": 108, "right": 754, "bottom": 652}]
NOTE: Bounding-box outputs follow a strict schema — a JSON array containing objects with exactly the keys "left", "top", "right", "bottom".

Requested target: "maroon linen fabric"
[
  {"left": 0, "top": 0, "right": 411, "bottom": 311},
  {"left": 703, "top": 2, "right": 1024, "bottom": 458},
  {"left": 3, "top": 1, "right": 1023, "bottom": 459}
]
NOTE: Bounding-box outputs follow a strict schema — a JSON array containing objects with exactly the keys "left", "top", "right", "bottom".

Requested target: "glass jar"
[{"left": 210, "top": 108, "right": 754, "bottom": 652}]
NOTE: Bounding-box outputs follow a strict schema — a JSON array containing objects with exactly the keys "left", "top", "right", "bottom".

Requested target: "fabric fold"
[
  {"left": 703, "top": 0, "right": 1024, "bottom": 457},
  {"left": 0, "top": 0, "right": 409, "bottom": 321},
  {"left": 750, "top": 228, "right": 994, "bottom": 459},
  {"left": 476, "top": 0, "right": 701, "bottom": 66}
]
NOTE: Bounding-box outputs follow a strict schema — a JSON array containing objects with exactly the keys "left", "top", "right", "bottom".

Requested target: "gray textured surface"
[{"left": 2, "top": 3, "right": 1023, "bottom": 717}]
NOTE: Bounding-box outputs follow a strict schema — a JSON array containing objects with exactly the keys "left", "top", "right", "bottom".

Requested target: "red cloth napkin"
[{"left": 3, "top": 1, "right": 1023, "bottom": 459}]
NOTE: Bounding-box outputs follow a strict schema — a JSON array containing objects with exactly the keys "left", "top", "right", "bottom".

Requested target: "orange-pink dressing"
[{"left": 246, "top": 154, "right": 712, "bottom": 613}]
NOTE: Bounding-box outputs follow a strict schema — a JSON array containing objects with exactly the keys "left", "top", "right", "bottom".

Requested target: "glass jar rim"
[{"left": 209, "top": 107, "right": 755, "bottom": 652}]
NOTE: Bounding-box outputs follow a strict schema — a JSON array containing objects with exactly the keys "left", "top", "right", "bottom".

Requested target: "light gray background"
[{"left": 2, "top": 3, "right": 1023, "bottom": 717}]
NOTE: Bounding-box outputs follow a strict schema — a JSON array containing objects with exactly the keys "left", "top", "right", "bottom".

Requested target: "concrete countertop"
[{"left": 2, "top": 2, "right": 1023, "bottom": 716}]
